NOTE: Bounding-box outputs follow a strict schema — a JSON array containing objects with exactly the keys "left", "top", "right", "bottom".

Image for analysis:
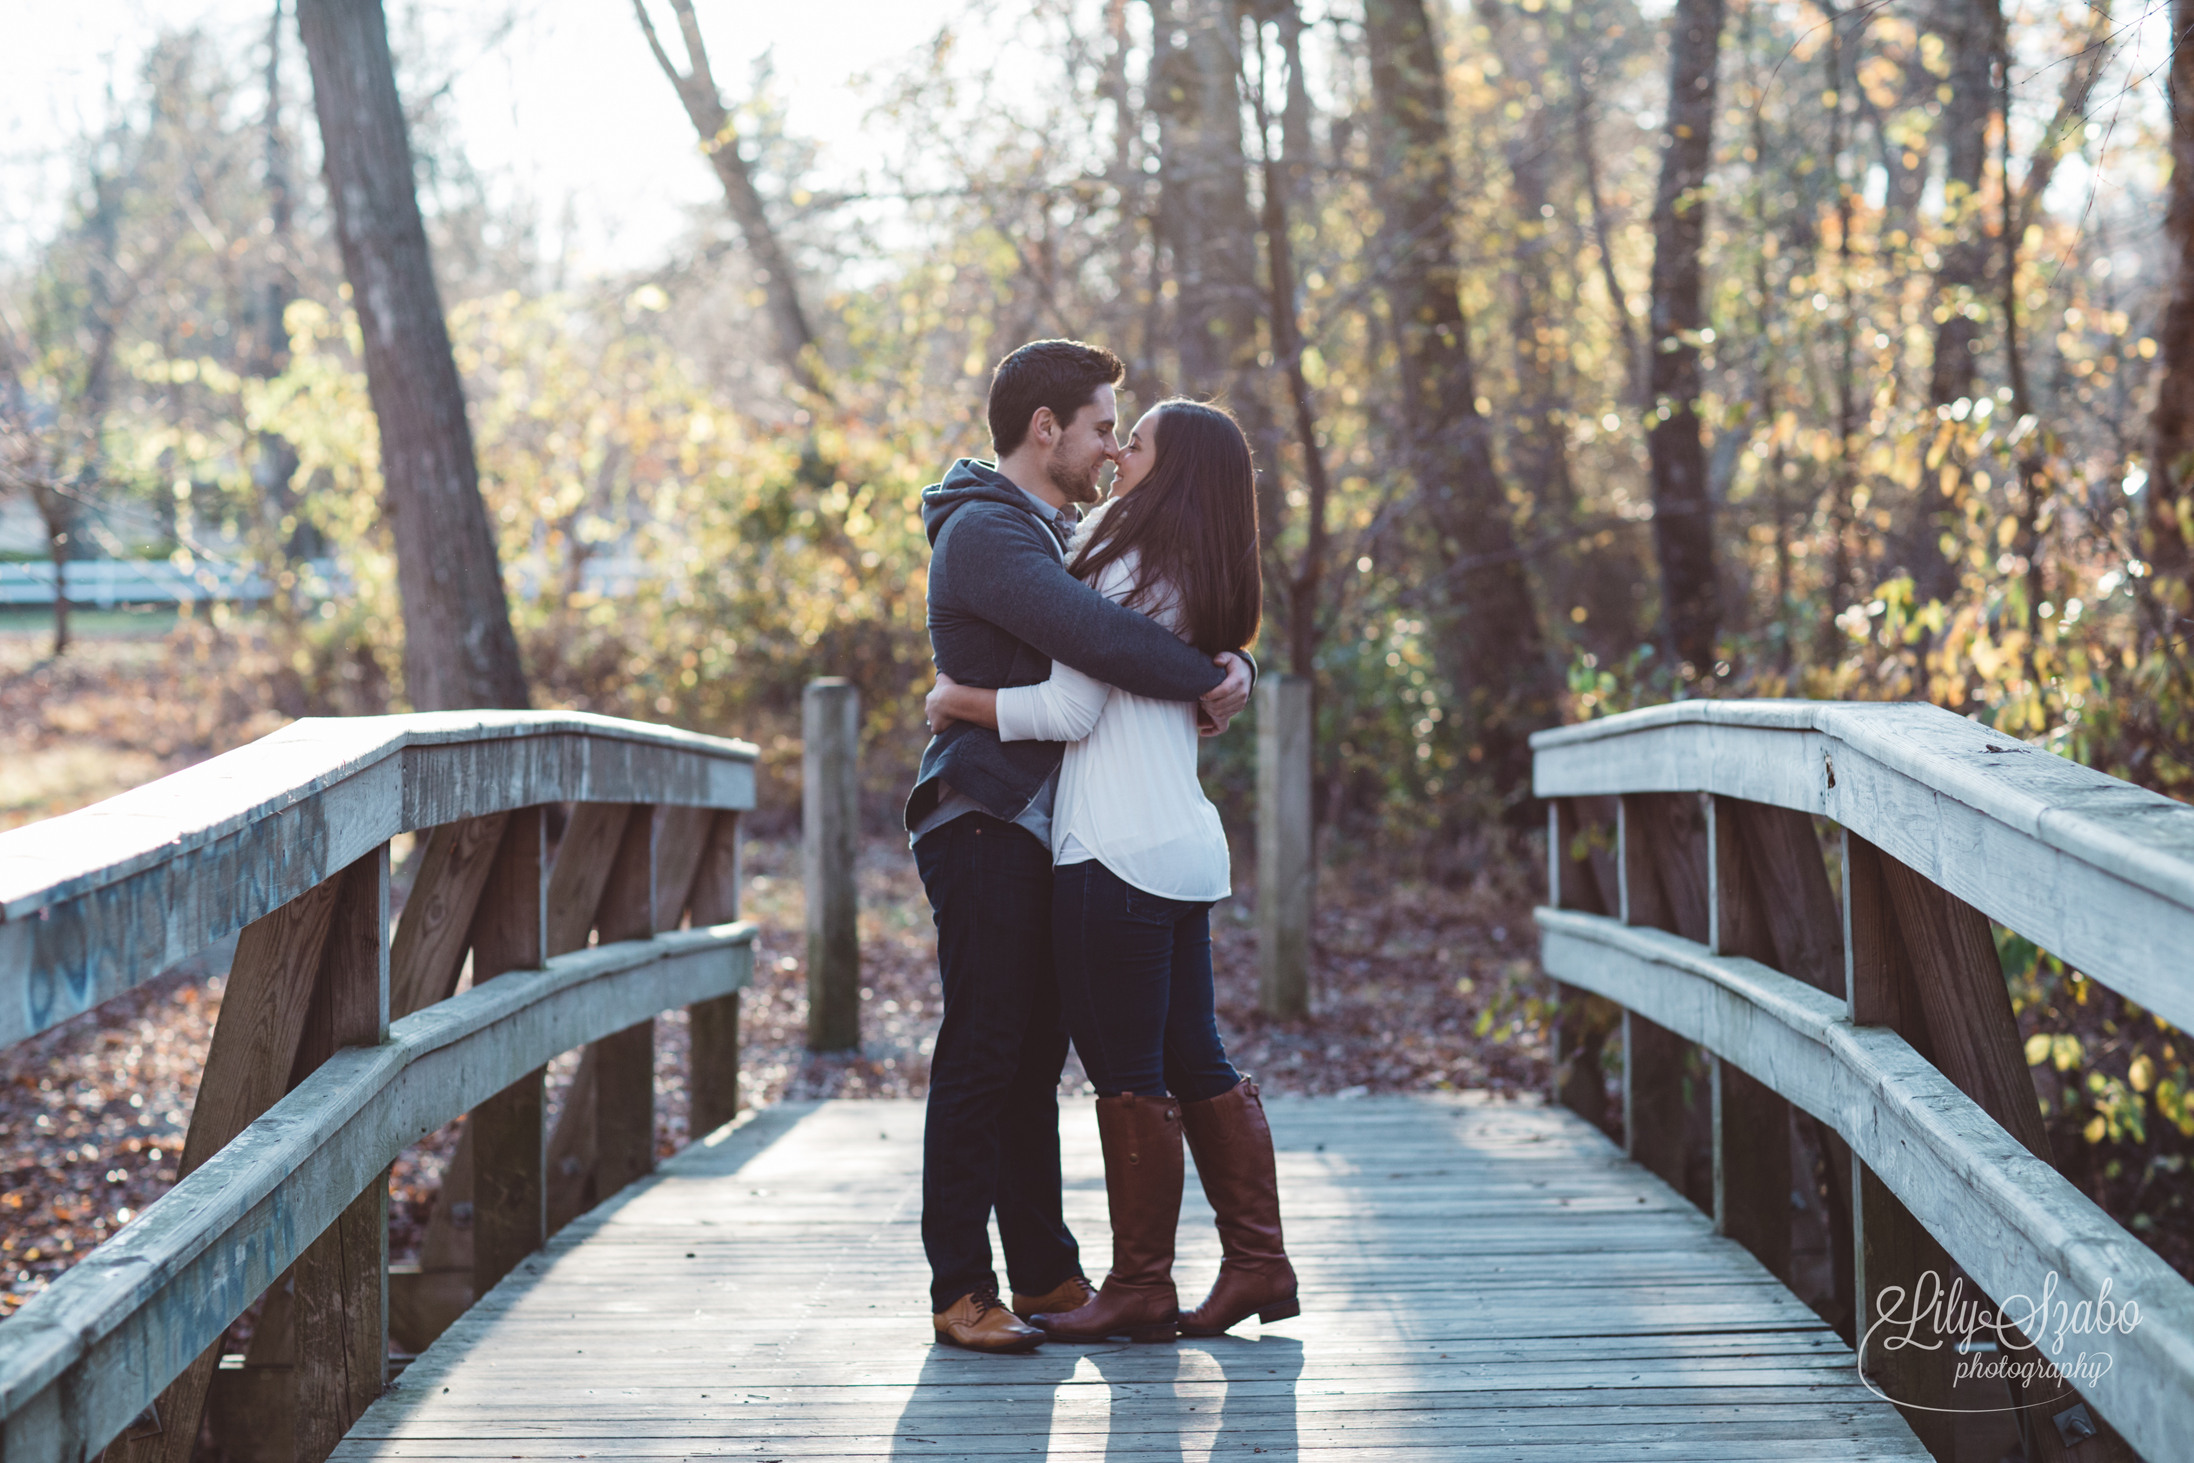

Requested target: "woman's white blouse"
[{"left": 992, "top": 544, "right": 1231, "bottom": 903}]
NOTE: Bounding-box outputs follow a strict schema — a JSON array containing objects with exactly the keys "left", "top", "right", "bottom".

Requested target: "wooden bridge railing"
[
  {"left": 0, "top": 712, "right": 756, "bottom": 1463},
  {"left": 1534, "top": 700, "right": 2194, "bottom": 1463}
]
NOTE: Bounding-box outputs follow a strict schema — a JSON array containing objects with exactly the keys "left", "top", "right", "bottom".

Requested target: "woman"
[{"left": 924, "top": 398, "right": 1298, "bottom": 1344}]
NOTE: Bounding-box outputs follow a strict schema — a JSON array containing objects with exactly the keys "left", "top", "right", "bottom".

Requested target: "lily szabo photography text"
[
  {"left": 1864, "top": 1269, "right": 2143, "bottom": 1405},
  {"left": 4, "top": 0, "right": 2194, "bottom": 1459}
]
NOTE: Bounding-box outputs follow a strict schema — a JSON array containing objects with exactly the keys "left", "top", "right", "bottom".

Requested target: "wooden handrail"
[
  {"left": 1533, "top": 700, "right": 2194, "bottom": 1463},
  {"left": 1532, "top": 699, "right": 2194, "bottom": 1035},
  {"left": 0, "top": 711, "right": 756, "bottom": 1047},
  {"left": 0, "top": 712, "right": 758, "bottom": 1463}
]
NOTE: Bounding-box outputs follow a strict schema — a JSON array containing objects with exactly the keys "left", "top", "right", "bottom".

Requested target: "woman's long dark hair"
[{"left": 1071, "top": 399, "right": 1261, "bottom": 656}]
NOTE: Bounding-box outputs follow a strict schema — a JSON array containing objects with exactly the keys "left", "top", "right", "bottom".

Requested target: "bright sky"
[{"left": 0, "top": 0, "right": 963, "bottom": 271}]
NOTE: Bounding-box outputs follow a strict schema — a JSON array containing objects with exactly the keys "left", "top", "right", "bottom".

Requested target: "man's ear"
[{"left": 1029, "top": 406, "right": 1057, "bottom": 448}]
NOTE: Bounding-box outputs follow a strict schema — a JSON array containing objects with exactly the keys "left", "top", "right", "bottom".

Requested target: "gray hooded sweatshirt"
[{"left": 904, "top": 458, "right": 1240, "bottom": 833}]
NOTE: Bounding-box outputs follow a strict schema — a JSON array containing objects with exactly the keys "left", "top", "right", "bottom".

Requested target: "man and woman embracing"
[{"left": 906, "top": 338, "right": 1298, "bottom": 1353}]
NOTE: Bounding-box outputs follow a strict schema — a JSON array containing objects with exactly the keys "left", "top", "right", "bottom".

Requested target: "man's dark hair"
[{"left": 987, "top": 339, "right": 1125, "bottom": 457}]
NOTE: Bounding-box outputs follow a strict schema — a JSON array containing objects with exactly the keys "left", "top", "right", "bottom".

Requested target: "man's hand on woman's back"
[{"left": 1197, "top": 652, "right": 1252, "bottom": 736}]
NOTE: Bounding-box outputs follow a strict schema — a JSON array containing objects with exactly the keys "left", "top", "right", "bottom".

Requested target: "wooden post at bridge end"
[
  {"left": 804, "top": 678, "right": 860, "bottom": 1052},
  {"left": 1258, "top": 674, "right": 1312, "bottom": 1020}
]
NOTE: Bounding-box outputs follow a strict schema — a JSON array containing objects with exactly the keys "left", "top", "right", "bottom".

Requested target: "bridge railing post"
[
  {"left": 687, "top": 810, "right": 745, "bottom": 1138},
  {"left": 1842, "top": 827, "right": 1956, "bottom": 1458},
  {"left": 468, "top": 808, "right": 549, "bottom": 1304},
  {"left": 1257, "top": 674, "right": 1311, "bottom": 1020},
  {"left": 1614, "top": 794, "right": 1699, "bottom": 1204},
  {"left": 294, "top": 847, "right": 392, "bottom": 1458},
  {"left": 804, "top": 678, "right": 860, "bottom": 1052},
  {"left": 1704, "top": 795, "right": 1793, "bottom": 1289},
  {"left": 126, "top": 846, "right": 395, "bottom": 1463},
  {"left": 1547, "top": 797, "right": 1618, "bottom": 1132},
  {"left": 592, "top": 807, "right": 662, "bottom": 1199}
]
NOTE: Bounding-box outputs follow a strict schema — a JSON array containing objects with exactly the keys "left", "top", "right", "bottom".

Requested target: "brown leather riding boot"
[
  {"left": 1178, "top": 1078, "right": 1299, "bottom": 1336},
  {"left": 1032, "top": 1094, "right": 1182, "bottom": 1343}
]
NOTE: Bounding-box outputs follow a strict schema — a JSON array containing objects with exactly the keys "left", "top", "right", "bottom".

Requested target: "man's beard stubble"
[{"left": 1045, "top": 445, "right": 1105, "bottom": 507}]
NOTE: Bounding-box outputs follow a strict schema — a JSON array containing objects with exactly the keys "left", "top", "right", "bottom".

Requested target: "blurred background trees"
[
  {"left": 0, "top": 0, "right": 2184, "bottom": 829},
  {"left": 0, "top": 0, "right": 2183, "bottom": 876}
]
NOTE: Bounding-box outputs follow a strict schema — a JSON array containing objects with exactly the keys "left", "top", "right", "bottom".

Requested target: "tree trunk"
[
  {"left": 1150, "top": 0, "right": 1260, "bottom": 387},
  {"left": 1927, "top": 0, "right": 2001, "bottom": 407},
  {"left": 1872, "top": 40, "right": 1928, "bottom": 250},
  {"left": 1571, "top": 49, "right": 1645, "bottom": 406},
  {"left": 1365, "top": 0, "right": 1555, "bottom": 791},
  {"left": 1477, "top": 0, "right": 1574, "bottom": 525},
  {"left": 1822, "top": 13, "right": 1860, "bottom": 654},
  {"left": 255, "top": 0, "right": 314, "bottom": 570},
  {"left": 634, "top": 0, "right": 825, "bottom": 398},
  {"left": 2151, "top": 0, "right": 2194, "bottom": 599},
  {"left": 40, "top": 497, "right": 71, "bottom": 658},
  {"left": 1148, "top": 0, "right": 1284, "bottom": 555},
  {"left": 1644, "top": 0, "right": 1724, "bottom": 676},
  {"left": 1273, "top": 0, "right": 1317, "bottom": 213},
  {"left": 49, "top": 162, "right": 129, "bottom": 661},
  {"left": 2001, "top": 6, "right": 2115, "bottom": 638},
  {"left": 1251, "top": 19, "right": 1333, "bottom": 678},
  {"left": 297, "top": 0, "right": 528, "bottom": 712},
  {"left": 1742, "top": 20, "right": 1795, "bottom": 670},
  {"left": 1101, "top": 0, "right": 1165, "bottom": 411}
]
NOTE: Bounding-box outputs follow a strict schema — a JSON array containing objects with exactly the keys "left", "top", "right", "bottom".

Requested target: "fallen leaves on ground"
[
  {"left": 0, "top": 618, "right": 297, "bottom": 831},
  {"left": 0, "top": 974, "right": 208, "bottom": 1316}
]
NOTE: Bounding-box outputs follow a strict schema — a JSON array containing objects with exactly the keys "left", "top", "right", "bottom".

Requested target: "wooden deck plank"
[{"left": 335, "top": 1095, "right": 1927, "bottom": 1461}]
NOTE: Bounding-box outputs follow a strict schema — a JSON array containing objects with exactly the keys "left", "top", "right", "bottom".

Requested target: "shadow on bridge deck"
[{"left": 331, "top": 1094, "right": 1928, "bottom": 1461}]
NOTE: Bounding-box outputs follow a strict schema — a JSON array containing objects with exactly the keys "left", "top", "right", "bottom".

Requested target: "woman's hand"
[{"left": 925, "top": 672, "right": 962, "bottom": 734}]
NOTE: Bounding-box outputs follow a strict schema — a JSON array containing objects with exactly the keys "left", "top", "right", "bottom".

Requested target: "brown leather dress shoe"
[
  {"left": 933, "top": 1290, "right": 1045, "bottom": 1353},
  {"left": 1011, "top": 1274, "right": 1097, "bottom": 1321}
]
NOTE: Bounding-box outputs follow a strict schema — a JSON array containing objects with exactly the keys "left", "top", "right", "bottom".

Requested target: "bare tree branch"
[{"left": 632, "top": 0, "right": 829, "bottom": 400}]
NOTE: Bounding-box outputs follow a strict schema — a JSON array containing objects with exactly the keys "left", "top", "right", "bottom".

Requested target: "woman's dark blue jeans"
[{"left": 1052, "top": 860, "right": 1240, "bottom": 1102}]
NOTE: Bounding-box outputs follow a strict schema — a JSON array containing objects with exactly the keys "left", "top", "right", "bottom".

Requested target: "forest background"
[{"left": 2, "top": 0, "right": 2193, "bottom": 1295}]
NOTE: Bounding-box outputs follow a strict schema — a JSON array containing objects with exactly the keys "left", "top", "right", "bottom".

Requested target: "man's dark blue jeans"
[
  {"left": 1051, "top": 859, "right": 1241, "bottom": 1102},
  {"left": 913, "top": 813, "right": 1082, "bottom": 1312}
]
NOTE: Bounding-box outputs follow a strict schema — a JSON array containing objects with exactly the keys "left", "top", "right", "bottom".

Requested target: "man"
[{"left": 910, "top": 339, "right": 1252, "bottom": 1352}]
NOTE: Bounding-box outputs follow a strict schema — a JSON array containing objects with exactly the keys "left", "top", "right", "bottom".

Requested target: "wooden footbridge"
[{"left": 1, "top": 701, "right": 2190, "bottom": 1460}]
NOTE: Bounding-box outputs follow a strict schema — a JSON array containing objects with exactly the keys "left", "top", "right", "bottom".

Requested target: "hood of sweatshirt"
[{"left": 920, "top": 458, "right": 1057, "bottom": 547}]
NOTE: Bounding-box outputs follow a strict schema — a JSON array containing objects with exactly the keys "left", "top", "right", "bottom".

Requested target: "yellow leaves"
[
  {"left": 2081, "top": 1068, "right": 2149, "bottom": 1145},
  {"left": 1856, "top": 54, "right": 1904, "bottom": 108},
  {"left": 2130, "top": 1054, "right": 2155, "bottom": 1093},
  {"left": 2158, "top": 1075, "right": 2194, "bottom": 1138},
  {"left": 2023, "top": 1032, "right": 2087, "bottom": 1074}
]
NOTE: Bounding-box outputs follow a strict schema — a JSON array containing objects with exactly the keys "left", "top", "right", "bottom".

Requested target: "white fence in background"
[
  {"left": 508, "top": 550, "right": 650, "bottom": 602},
  {"left": 0, "top": 558, "right": 341, "bottom": 608},
  {"left": 3, "top": 551, "right": 656, "bottom": 610}
]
